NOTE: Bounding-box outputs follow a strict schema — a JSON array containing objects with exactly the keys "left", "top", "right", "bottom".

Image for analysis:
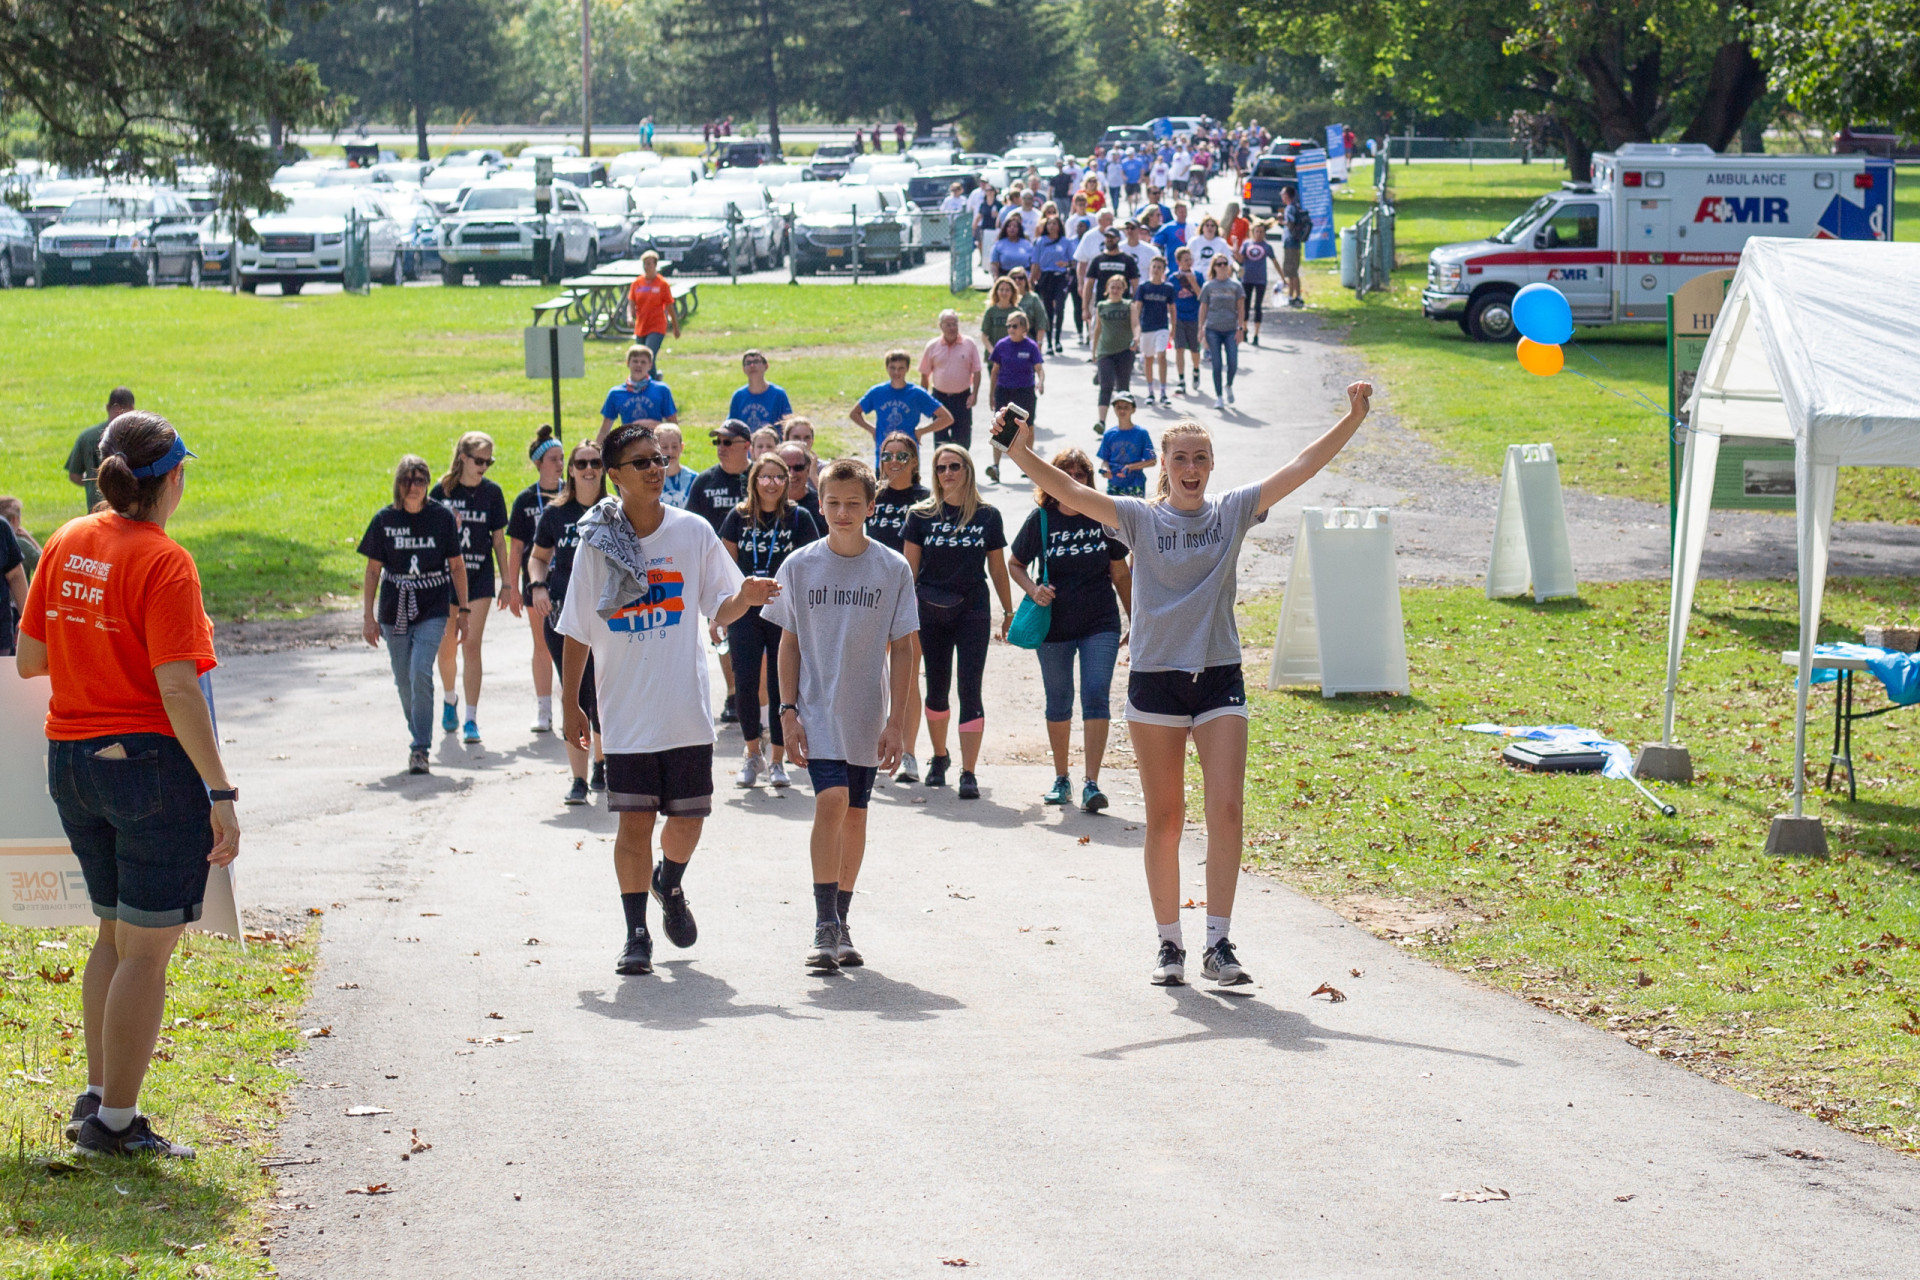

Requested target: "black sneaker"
[
  {"left": 924, "top": 755, "right": 950, "bottom": 787},
  {"left": 806, "top": 922, "right": 841, "bottom": 970},
  {"left": 1151, "top": 939, "right": 1186, "bottom": 986},
  {"left": 651, "top": 863, "right": 698, "bottom": 949},
  {"left": 407, "top": 749, "right": 429, "bottom": 775},
  {"left": 957, "top": 771, "right": 980, "bottom": 800},
  {"left": 1201, "top": 938, "right": 1252, "bottom": 986},
  {"left": 63, "top": 1092, "right": 99, "bottom": 1142},
  {"left": 720, "top": 694, "right": 739, "bottom": 724},
  {"left": 75, "top": 1114, "right": 194, "bottom": 1159},
  {"left": 589, "top": 759, "right": 607, "bottom": 792},
  {"left": 564, "top": 776, "right": 589, "bottom": 805},
  {"left": 836, "top": 925, "right": 864, "bottom": 967},
  {"left": 614, "top": 931, "right": 654, "bottom": 975}
]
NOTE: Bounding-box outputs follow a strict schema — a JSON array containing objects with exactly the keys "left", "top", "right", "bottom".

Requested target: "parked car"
[
  {"left": 22, "top": 178, "right": 105, "bottom": 235},
  {"left": 632, "top": 165, "right": 699, "bottom": 192},
  {"left": 436, "top": 175, "right": 599, "bottom": 284},
  {"left": 578, "top": 185, "right": 641, "bottom": 260},
  {"left": 375, "top": 190, "right": 443, "bottom": 277},
  {"left": 805, "top": 142, "right": 856, "bottom": 181},
  {"left": 195, "top": 210, "right": 242, "bottom": 285},
  {"left": 790, "top": 184, "right": 910, "bottom": 274},
  {"left": 420, "top": 164, "right": 480, "bottom": 211},
  {"left": 520, "top": 144, "right": 582, "bottom": 159},
  {"left": 1013, "top": 131, "right": 1059, "bottom": 149},
  {"left": 1266, "top": 137, "right": 1317, "bottom": 158},
  {"left": 1240, "top": 154, "right": 1299, "bottom": 217},
  {"left": 872, "top": 184, "right": 926, "bottom": 265},
  {"left": 608, "top": 150, "right": 663, "bottom": 182},
  {"left": 1098, "top": 126, "right": 1155, "bottom": 150},
  {"left": 272, "top": 159, "right": 345, "bottom": 185},
  {"left": 718, "top": 139, "right": 781, "bottom": 169},
  {"left": 311, "top": 168, "right": 398, "bottom": 188},
  {"left": 0, "top": 205, "right": 39, "bottom": 287},
  {"left": 172, "top": 167, "right": 222, "bottom": 215},
  {"left": 236, "top": 187, "right": 404, "bottom": 293},
  {"left": 906, "top": 166, "right": 977, "bottom": 210},
  {"left": 39, "top": 187, "right": 202, "bottom": 286},
  {"left": 371, "top": 161, "right": 435, "bottom": 185},
  {"left": 509, "top": 156, "right": 609, "bottom": 188},
  {"left": 955, "top": 153, "right": 1001, "bottom": 169},
  {"left": 634, "top": 190, "right": 774, "bottom": 273},
  {"left": 438, "top": 149, "right": 506, "bottom": 169},
  {"left": 907, "top": 144, "right": 961, "bottom": 167},
  {"left": 1005, "top": 145, "right": 1064, "bottom": 169},
  {"left": 844, "top": 155, "right": 920, "bottom": 186}
]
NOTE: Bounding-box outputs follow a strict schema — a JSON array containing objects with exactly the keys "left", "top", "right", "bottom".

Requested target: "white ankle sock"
[
  {"left": 537, "top": 696, "right": 551, "bottom": 715},
  {"left": 85, "top": 1083, "right": 104, "bottom": 1098},
  {"left": 1156, "top": 921, "right": 1183, "bottom": 949},
  {"left": 96, "top": 1103, "right": 137, "bottom": 1132},
  {"left": 443, "top": 692, "right": 457, "bottom": 706},
  {"left": 1205, "top": 915, "right": 1231, "bottom": 948},
  {"left": 463, "top": 703, "right": 476, "bottom": 722}
]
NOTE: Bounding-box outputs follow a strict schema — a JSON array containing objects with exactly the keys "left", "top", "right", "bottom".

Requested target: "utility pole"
[
  {"left": 411, "top": 0, "right": 429, "bottom": 161},
  {"left": 581, "top": 0, "right": 593, "bottom": 157}
]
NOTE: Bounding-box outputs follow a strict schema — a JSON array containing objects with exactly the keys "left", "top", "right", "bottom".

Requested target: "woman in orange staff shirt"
[
  {"left": 627, "top": 249, "right": 680, "bottom": 368},
  {"left": 16, "top": 411, "right": 238, "bottom": 1160}
]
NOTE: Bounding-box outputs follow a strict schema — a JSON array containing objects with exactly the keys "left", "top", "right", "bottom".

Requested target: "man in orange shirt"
[{"left": 627, "top": 250, "right": 680, "bottom": 368}]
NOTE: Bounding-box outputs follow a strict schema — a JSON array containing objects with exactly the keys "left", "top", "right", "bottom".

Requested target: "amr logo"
[{"left": 1694, "top": 197, "right": 1789, "bottom": 224}]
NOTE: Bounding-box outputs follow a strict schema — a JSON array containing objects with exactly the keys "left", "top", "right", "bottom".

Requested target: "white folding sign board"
[
  {"left": 1, "top": 669, "right": 240, "bottom": 936},
  {"left": 524, "top": 325, "right": 586, "bottom": 379},
  {"left": 1486, "top": 443, "right": 1578, "bottom": 602},
  {"left": 1268, "top": 507, "right": 1411, "bottom": 697}
]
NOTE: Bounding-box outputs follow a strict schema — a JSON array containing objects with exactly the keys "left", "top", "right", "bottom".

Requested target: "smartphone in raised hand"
[{"left": 991, "top": 401, "right": 1028, "bottom": 451}]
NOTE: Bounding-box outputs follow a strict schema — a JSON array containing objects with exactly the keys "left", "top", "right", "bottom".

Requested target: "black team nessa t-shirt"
[
  {"left": 531, "top": 498, "right": 593, "bottom": 612},
  {"left": 1010, "top": 506, "right": 1128, "bottom": 642},
  {"left": 719, "top": 506, "right": 821, "bottom": 582},
  {"left": 357, "top": 503, "right": 462, "bottom": 627},
  {"left": 867, "top": 483, "right": 929, "bottom": 552},
  {"left": 507, "top": 481, "right": 563, "bottom": 586},
  {"left": 902, "top": 501, "right": 1006, "bottom": 611}
]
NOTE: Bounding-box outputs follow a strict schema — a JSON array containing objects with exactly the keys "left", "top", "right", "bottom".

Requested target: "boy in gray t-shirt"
[{"left": 765, "top": 457, "right": 919, "bottom": 972}]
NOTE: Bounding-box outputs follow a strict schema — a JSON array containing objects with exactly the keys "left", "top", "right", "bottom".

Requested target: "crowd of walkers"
[{"left": 19, "top": 256, "right": 1372, "bottom": 1160}]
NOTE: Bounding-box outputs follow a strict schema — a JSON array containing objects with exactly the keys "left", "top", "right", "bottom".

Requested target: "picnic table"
[
  {"left": 530, "top": 267, "right": 699, "bottom": 340},
  {"left": 1783, "top": 648, "right": 1919, "bottom": 801}
]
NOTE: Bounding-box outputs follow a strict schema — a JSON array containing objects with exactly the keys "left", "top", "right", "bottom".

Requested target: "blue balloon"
[{"left": 1512, "top": 283, "right": 1574, "bottom": 345}]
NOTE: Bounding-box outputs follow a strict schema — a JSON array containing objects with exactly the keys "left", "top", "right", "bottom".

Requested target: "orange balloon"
[{"left": 1516, "top": 337, "right": 1564, "bottom": 376}]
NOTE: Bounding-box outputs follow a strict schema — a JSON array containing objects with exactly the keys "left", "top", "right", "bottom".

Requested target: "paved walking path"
[{"left": 242, "top": 310, "right": 1920, "bottom": 1276}]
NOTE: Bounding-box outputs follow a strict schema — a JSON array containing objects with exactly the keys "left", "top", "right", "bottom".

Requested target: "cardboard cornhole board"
[{"left": 2, "top": 668, "right": 240, "bottom": 936}]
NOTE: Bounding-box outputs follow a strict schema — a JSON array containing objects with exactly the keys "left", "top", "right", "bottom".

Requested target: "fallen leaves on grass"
[
  {"left": 1636, "top": 970, "right": 1655, "bottom": 988},
  {"left": 37, "top": 965, "right": 74, "bottom": 984},
  {"left": 1895, "top": 1009, "right": 1920, "bottom": 1037},
  {"left": 39, "top": 1160, "right": 88, "bottom": 1178},
  {"left": 1442, "top": 1186, "right": 1510, "bottom": 1203},
  {"left": 345, "top": 1183, "right": 392, "bottom": 1196},
  {"left": 1310, "top": 982, "right": 1347, "bottom": 1003},
  {"left": 344, "top": 1106, "right": 391, "bottom": 1117}
]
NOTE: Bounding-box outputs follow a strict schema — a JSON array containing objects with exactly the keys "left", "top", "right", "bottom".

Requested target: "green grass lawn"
[
  {"left": 0, "top": 283, "right": 951, "bottom": 619},
  {"left": 1315, "top": 163, "right": 1920, "bottom": 524},
  {"left": 1237, "top": 578, "right": 1920, "bottom": 1153},
  {"left": 0, "top": 920, "right": 317, "bottom": 1277}
]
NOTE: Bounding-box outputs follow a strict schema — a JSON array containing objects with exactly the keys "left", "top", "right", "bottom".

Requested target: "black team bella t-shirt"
[
  {"left": 867, "top": 483, "right": 929, "bottom": 552},
  {"left": 531, "top": 498, "right": 592, "bottom": 611},
  {"left": 686, "top": 464, "right": 747, "bottom": 533},
  {"left": 1010, "top": 507, "right": 1128, "bottom": 642},
  {"left": 357, "top": 503, "right": 462, "bottom": 627},
  {"left": 507, "top": 482, "right": 563, "bottom": 586},
  {"left": 439, "top": 479, "right": 509, "bottom": 595},
  {"left": 902, "top": 501, "right": 1006, "bottom": 611}
]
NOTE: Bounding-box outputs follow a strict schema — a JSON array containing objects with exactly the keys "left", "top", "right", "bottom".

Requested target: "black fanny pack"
[{"left": 916, "top": 583, "right": 969, "bottom": 627}]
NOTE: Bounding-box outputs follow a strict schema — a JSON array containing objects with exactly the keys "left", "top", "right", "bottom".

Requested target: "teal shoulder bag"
[{"left": 1007, "top": 508, "right": 1053, "bottom": 650}]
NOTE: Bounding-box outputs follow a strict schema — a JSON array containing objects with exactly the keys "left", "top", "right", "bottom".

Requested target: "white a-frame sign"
[
  {"left": 1485, "top": 443, "right": 1577, "bottom": 602},
  {"left": 1268, "top": 507, "right": 1410, "bottom": 697}
]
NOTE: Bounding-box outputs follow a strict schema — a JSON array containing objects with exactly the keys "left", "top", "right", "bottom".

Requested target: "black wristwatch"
[
  {"left": 776, "top": 703, "right": 800, "bottom": 717},
  {"left": 208, "top": 787, "right": 239, "bottom": 803}
]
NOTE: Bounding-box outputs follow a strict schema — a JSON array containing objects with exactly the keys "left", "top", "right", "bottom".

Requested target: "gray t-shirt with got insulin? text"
[
  {"left": 1104, "top": 484, "right": 1266, "bottom": 673},
  {"left": 761, "top": 537, "right": 919, "bottom": 767}
]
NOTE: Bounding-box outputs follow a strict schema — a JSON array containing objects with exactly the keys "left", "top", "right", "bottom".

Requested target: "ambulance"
[{"left": 1421, "top": 143, "right": 1895, "bottom": 341}]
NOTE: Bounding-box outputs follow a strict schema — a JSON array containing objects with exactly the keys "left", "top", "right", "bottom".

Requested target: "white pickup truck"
[{"left": 1423, "top": 143, "right": 1895, "bottom": 341}]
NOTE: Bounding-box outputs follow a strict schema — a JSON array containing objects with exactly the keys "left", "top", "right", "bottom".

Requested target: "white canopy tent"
[{"left": 1661, "top": 238, "right": 1920, "bottom": 838}]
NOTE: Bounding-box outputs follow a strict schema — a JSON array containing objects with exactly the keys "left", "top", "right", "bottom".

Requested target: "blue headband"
[
  {"left": 531, "top": 437, "right": 562, "bottom": 461},
  {"left": 127, "top": 435, "right": 195, "bottom": 479}
]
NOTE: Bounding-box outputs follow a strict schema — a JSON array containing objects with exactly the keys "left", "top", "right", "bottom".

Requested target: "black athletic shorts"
[
  {"left": 1124, "top": 664, "right": 1248, "bottom": 728},
  {"left": 806, "top": 758, "right": 878, "bottom": 809},
  {"left": 605, "top": 744, "right": 714, "bottom": 816}
]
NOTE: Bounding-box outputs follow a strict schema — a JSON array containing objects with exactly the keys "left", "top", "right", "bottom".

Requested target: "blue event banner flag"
[
  {"left": 1324, "top": 124, "right": 1345, "bottom": 161},
  {"left": 1296, "top": 148, "right": 1337, "bottom": 260}
]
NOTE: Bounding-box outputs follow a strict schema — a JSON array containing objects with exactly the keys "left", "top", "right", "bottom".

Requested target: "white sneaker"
[
  {"left": 895, "top": 753, "right": 919, "bottom": 784},
  {"left": 1214, "top": 395, "right": 1225, "bottom": 410},
  {"left": 735, "top": 753, "right": 766, "bottom": 787},
  {"left": 1226, "top": 386, "right": 1235, "bottom": 405},
  {"left": 768, "top": 761, "right": 791, "bottom": 788},
  {"left": 530, "top": 703, "right": 552, "bottom": 734}
]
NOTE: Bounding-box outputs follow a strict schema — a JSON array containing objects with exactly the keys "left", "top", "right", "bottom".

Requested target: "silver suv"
[{"left": 437, "top": 176, "right": 599, "bottom": 284}]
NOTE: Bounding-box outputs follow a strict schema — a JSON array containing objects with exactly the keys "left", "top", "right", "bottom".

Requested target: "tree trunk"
[
  {"left": 757, "top": 0, "right": 781, "bottom": 152},
  {"left": 1560, "top": 119, "right": 1594, "bottom": 181},
  {"left": 269, "top": 114, "right": 284, "bottom": 156},
  {"left": 1678, "top": 41, "right": 1767, "bottom": 151},
  {"left": 915, "top": 106, "right": 933, "bottom": 142},
  {"left": 410, "top": 0, "right": 429, "bottom": 160},
  {"left": 581, "top": 0, "right": 593, "bottom": 156}
]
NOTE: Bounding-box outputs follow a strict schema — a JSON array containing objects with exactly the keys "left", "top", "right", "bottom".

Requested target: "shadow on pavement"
[
  {"left": 574, "top": 961, "right": 818, "bottom": 1031},
  {"left": 1085, "top": 986, "right": 1523, "bottom": 1067},
  {"left": 802, "top": 966, "right": 967, "bottom": 1022},
  {"left": 361, "top": 772, "right": 471, "bottom": 795}
]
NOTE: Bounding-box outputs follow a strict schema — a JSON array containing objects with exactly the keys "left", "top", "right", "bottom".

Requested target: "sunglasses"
[
  {"left": 400, "top": 475, "right": 429, "bottom": 488},
  {"left": 612, "top": 455, "right": 668, "bottom": 471},
  {"left": 759, "top": 470, "right": 790, "bottom": 483},
  {"left": 713, "top": 437, "right": 747, "bottom": 447},
  {"left": 467, "top": 457, "right": 494, "bottom": 470},
  {"left": 572, "top": 458, "right": 603, "bottom": 471},
  {"left": 934, "top": 462, "right": 967, "bottom": 474},
  {"left": 879, "top": 451, "right": 914, "bottom": 463}
]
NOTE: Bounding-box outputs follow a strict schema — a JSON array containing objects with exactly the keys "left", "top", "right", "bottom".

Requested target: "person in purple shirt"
[{"left": 987, "top": 311, "right": 1045, "bottom": 483}]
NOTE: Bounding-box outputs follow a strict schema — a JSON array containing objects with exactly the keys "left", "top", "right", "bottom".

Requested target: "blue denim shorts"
[
  {"left": 47, "top": 733, "right": 212, "bottom": 928},
  {"left": 806, "top": 759, "right": 878, "bottom": 809}
]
